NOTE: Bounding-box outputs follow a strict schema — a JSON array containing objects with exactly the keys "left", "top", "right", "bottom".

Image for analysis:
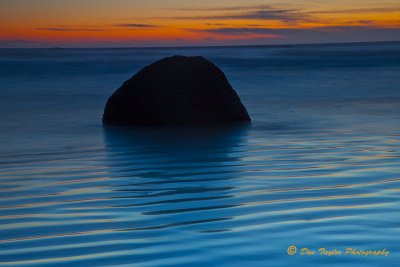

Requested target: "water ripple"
[{"left": 0, "top": 126, "right": 399, "bottom": 266}]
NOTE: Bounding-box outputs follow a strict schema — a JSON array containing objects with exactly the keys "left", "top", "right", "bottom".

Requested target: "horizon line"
[{"left": 1, "top": 40, "right": 399, "bottom": 50}]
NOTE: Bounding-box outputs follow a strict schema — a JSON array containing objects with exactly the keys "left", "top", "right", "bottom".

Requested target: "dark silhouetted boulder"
[{"left": 102, "top": 55, "right": 251, "bottom": 126}]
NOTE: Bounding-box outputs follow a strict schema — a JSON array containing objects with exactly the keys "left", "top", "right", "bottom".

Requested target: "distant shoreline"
[{"left": 1, "top": 40, "right": 399, "bottom": 50}]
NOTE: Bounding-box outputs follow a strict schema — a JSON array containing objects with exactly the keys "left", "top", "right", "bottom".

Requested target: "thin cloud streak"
[
  {"left": 311, "top": 7, "right": 400, "bottom": 14},
  {"left": 178, "top": 4, "right": 274, "bottom": 11},
  {"left": 36, "top": 27, "right": 104, "bottom": 32},
  {"left": 115, "top": 24, "right": 161, "bottom": 28},
  {"left": 190, "top": 25, "right": 400, "bottom": 36},
  {"left": 173, "top": 8, "right": 313, "bottom": 23},
  {"left": 179, "top": 4, "right": 400, "bottom": 14},
  {"left": 187, "top": 26, "right": 400, "bottom": 44}
]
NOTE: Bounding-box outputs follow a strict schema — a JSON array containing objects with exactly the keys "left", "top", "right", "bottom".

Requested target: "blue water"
[{"left": 0, "top": 42, "right": 400, "bottom": 266}]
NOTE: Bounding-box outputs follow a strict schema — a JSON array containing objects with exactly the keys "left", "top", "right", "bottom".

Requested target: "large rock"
[{"left": 102, "top": 55, "right": 251, "bottom": 126}]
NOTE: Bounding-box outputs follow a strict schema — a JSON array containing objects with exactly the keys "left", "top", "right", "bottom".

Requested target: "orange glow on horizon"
[{"left": 1, "top": 0, "right": 399, "bottom": 47}]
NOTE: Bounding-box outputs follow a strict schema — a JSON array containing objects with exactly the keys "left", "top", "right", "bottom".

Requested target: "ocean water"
[{"left": 0, "top": 42, "right": 400, "bottom": 266}]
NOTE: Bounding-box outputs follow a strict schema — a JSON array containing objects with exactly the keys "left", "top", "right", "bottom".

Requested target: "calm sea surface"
[{"left": 0, "top": 42, "right": 400, "bottom": 266}]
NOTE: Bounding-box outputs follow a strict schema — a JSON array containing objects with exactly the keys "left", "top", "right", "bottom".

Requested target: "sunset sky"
[{"left": 1, "top": 0, "right": 400, "bottom": 47}]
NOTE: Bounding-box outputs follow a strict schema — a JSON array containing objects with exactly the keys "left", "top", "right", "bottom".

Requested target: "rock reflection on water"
[{"left": 103, "top": 124, "right": 250, "bottom": 233}]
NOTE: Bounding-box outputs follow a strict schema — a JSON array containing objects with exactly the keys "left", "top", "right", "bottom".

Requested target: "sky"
[{"left": 1, "top": 0, "right": 400, "bottom": 47}]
